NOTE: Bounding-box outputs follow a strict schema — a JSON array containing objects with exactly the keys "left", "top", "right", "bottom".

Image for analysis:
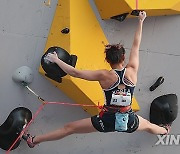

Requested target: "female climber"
[{"left": 23, "top": 11, "right": 170, "bottom": 148}]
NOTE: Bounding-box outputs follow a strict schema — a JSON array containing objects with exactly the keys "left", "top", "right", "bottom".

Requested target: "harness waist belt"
[{"left": 103, "top": 105, "right": 131, "bottom": 113}]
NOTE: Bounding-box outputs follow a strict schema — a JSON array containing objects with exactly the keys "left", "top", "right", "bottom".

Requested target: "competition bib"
[{"left": 110, "top": 85, "right": 131, "bottom": 106}]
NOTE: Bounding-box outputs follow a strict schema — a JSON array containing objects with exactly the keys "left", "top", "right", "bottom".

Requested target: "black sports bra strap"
[{"left": 115, "top": 68, "right": 125, "bottom": 84}]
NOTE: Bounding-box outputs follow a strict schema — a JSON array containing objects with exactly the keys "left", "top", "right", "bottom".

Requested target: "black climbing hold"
[
  {"left": 150, "top": 94, "right": 178, "bottom": 125},
  {"left": 131, "top": 10, "right": 142, "bottom": 16},
  {"left": 0, "top": 107, "right": 32, "bottom": 151},
  {"left": 149, "top": 76, "right": 164, "bottom": 91},
  {"left": 111, "top": 13, "right": 129, "bottom": 22},
  {"left": 61, "top": 28, "right": 70, "bottom": 34},
  {"left": 41, "top": 46, "right": 77, "bottom": 83}
]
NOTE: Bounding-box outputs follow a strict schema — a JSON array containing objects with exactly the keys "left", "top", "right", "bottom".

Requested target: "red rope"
[
  {"left": 136, "top": 0, "right": 138, "bottom": 10},
  {"left": 47, "top": 101, "right": 103, "bottom": 109},
  {"left": 6, "top": 101, "right": 103, "bottom": 153}
]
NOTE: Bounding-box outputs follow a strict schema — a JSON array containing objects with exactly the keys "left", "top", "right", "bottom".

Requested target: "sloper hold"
[
  {"left": 150, "top": 94, "right": 178, "bottom": 125},
  {"left": 0, "top": 107, "right": 32, "bottom": 151}
]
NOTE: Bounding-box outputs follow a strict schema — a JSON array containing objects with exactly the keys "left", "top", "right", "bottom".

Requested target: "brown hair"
[{"left": 104, "top": 44, "right": 125, "bottom": 64}]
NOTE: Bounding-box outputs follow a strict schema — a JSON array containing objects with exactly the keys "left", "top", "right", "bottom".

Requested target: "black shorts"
[{"left": 91, "top": 111, "right": 139, "bottom": 133}]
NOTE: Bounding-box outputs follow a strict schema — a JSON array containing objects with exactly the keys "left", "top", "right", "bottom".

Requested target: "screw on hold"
[
  {"left": 61, "top": 28, "right": 70, "bottom": 34},
  {"left": 149, "top": 76, "right": 164, "bottom": 91},
  {"left": 131, "top": 10, "right": 141, "bottom": 16}
]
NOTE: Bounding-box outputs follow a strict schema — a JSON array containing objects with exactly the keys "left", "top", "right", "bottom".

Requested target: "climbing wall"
[{"left": 0, "top": 0, "right": 180, "bottom": 154}]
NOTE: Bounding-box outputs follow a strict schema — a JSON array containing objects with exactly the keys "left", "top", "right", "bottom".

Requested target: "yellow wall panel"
[{"left": 94, "top": 0, "right": 180, "bottom": 20}]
